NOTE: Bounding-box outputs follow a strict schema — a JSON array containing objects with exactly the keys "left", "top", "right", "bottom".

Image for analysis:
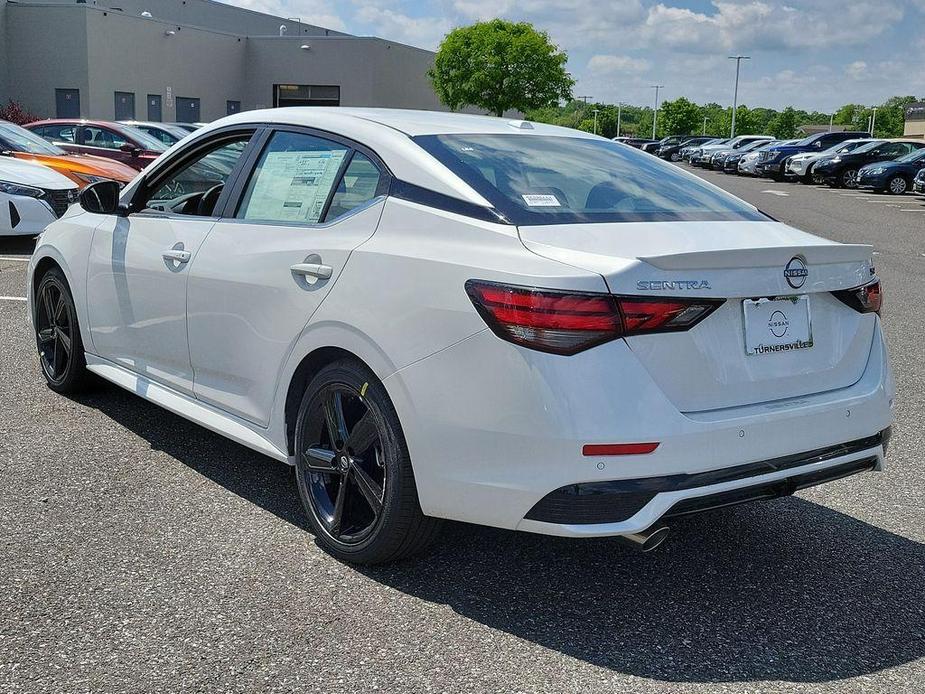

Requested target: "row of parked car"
[
  {"left": 0, "top": 118, "right": 204, "bottom": 236},
  {"left": 631, "top": 130, "right": 925, "bottom": 195}
]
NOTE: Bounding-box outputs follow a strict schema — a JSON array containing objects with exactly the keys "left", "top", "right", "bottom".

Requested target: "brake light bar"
[
  {"left": 465, "top": 280, "right": 724, "bottom": 355},
  {"left": 832, "top": 279, "right": 882, "bottom": 314}
]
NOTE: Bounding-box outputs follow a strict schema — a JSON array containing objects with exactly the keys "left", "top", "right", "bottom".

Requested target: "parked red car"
[{"left": 24, "top": 119, "right": 167, "bottom": 170}]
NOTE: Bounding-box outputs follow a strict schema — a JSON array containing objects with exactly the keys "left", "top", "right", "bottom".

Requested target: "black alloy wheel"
[
  {"left": 34, "top": 268, "right": 89, "bottom": 393},
  {"left": 294, "top": 360, "right": 441, "bottom": 564}
]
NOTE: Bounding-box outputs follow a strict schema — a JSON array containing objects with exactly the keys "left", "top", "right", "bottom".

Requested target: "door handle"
[
  {"left": 163, "top": 249, "right": 192, "bottom": 263},
  {"left": 291, "top": 262, "right": 333, "bottom": 280}
]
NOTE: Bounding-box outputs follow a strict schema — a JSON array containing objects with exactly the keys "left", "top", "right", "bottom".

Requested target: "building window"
[
  {"left": 273, "top": 85, "right": 340, "bottom": 108},
  {"left": 227, "top": 100, "right": 241, "bottom": 115},
  {"left": 114, "top": 92, "right": 135, "bottom": 121}
]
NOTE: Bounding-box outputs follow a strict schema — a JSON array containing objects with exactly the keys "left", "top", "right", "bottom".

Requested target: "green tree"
[
  {"left": 659, "top": 97, "right": 702, "bottom": 135},
  {"left": 768, "top": 107, "right": 798, "bottom": 139},
  {"left": 429, "top": 20, "right": 574, "bottom": 117}
]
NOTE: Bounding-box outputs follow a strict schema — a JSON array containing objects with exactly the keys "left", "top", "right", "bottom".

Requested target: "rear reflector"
[
  {"left": 582, "top": 443, "right": 660, "bottom": 456},
  {"left": 832, "top": 279, "right": 882, "bottom": 314},
  {"left": 465, "top": 280, "right": 723, "bottom": 355}
]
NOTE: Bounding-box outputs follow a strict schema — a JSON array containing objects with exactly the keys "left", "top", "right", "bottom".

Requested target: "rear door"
[{"left": 187, "top": 127, "right": 389, "bottom": 426}]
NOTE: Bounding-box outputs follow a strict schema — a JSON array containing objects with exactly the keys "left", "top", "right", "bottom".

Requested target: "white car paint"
[
  {"left": 28, "top": 108, "right": 893, "bottom": 544},
  {"left": 0, "top": 156, "right": 77, "bottom": 236}
]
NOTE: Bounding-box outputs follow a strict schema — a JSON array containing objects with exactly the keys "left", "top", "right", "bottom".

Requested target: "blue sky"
[{"left": 227, "top": 0, "right": 925, "bottom": 112}]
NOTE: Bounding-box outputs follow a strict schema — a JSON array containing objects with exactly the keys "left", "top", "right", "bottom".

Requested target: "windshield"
[
  {"left": 119, "top": 125, "right": 168, "bottom": 151},
  {"left": 0, "top": 121, "right": 67, "bottom": 155},
  {"left": 414, "top": 134, "right": 767, "bottom": 225},
  {"left": 847, "top": 141, "right": 883, "bottom": 155},
  {"left": 896, "top": 148, "right": 925, "bottom": 163}
]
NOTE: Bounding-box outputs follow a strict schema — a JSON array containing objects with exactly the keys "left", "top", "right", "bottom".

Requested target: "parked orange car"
[{"left": 0, "top": 120, "right": 137, "bottom": 186}]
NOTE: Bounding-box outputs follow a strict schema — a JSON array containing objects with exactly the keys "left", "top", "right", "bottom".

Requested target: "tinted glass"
[
  {"left": 38, "top": 124, "right": 77, "bottom": 143},
  {"left": 0, "top": 121, "right": 66, "bottom": 155},
  {"left": 414, "top": 134, "right": 766, "bottom": 225},
  {"left": 82, "top": 126, "right": 129, "bottom": 150},
  {"left": 147, "top": 137, "right": 250, "bottom": 214},
  {"left": 139, "top": 125, "right": 180, "bottom": 145},
  {"left": 326, "top": 153, "right": 382, "bottom": 220},
  {"left": 237, "top": 131, "right": 349, "bottom": 224},
  {"left": 119, "top": 124, "right": 168, "bottom": 151},
  {"left": 896, "top": 148, "right": 925, "bottom": 163}
]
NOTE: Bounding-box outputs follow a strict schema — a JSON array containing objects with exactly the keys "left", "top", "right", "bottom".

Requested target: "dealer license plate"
[{"left": 743, "top": 296, "right": 812, "bottom": 356}]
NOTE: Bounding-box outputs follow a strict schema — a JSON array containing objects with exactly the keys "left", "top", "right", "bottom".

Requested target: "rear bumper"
[{"left": 386, "top": 321, "right": 894, "bottom": 538}]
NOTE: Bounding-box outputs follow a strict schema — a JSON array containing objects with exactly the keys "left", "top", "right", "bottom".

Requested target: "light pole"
[
  {"left": 871, "top": 107, "right": 878, "bottom": 135},
  {"left": 616, "top": 103, "right": 622, "bottom": 137},
  {"left": 702, "top": 115, "right": 708, "bottom": 135},
  {"left": 651, "top": 85, "right": 664, "bottom": 139},
  {"left": 592, "top": 108, "right": 600, "bottom": 135},
  {"left": 728, "top": 55, "right": 750, "bottom": 138},
  {"left": 828, "top": 113, "right": 834, "bottom": 132}
]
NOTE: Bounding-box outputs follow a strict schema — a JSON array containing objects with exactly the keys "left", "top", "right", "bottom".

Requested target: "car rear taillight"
[
  {"left": 465, "top": 280, "right": 724, "bottom": 355},
  {"left": 833, "top": 279, "right": 882, "bottom": 314}
]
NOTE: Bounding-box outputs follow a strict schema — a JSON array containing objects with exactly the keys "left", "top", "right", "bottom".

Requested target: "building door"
[
  {"left": 114, "top": 92, "right": 135, "bottom": 120},
  {"left": 147, "top": 94, "right": 162, "bottom": 122},
  {"left": 175, "top": 97, "right": 201, "bottom": 123},
  {"left": 227, "top": 100, "right": 241, "bottom": 115},
  {"left": 273, "top": 85, "right": 340, "bottom": 107},
  {"left": 55, "top": 89, "right": 80, "bottom": 118}
]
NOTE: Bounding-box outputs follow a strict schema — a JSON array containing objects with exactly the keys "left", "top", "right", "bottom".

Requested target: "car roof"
[{"left": 217, "top": 107, "right": 601, "bottom": 139}]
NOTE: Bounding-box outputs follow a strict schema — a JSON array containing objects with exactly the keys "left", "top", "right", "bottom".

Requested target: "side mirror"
[
  {"left": 120, "top": 143, "right": 141, "bottom": 155},
  {"left": 79, "top": 180, "right": 125, "bottom": 215}
]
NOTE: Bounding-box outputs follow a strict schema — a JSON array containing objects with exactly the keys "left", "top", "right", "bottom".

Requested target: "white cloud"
[
  {"left": 845, "top": 61, "right": 869, "bottom": 80},
  {"left": 352, "top": 6, "right": 452, "bottom": 49},
  {"left": 587, "top": 55, "right": 651, "bottom": 75},
  {"left": 228, "top": 0, "right": 346, "bottom": 31}
]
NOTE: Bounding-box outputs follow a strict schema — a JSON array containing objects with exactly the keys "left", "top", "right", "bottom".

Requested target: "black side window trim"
[{"left": 389, "top": 179, "right": 510, "bottom": 225}]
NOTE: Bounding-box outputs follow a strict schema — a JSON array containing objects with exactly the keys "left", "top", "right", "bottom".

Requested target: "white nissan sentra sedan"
[{"left": 27, "top": 109, "right": 893, "bottom": 563}]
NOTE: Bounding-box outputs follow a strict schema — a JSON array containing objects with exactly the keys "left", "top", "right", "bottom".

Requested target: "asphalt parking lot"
[{"left": 1, "top": 176, "right": 924, "bottom": 694}]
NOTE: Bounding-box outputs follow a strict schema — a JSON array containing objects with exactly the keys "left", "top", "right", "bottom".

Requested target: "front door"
[
  {"left": 114, "top": 92, "right": 135, "bottom": 120},
  {"left": 188, "top": 129, "right": 387, "bottom": 425},
  {"left": 55, "top": 88, "right": 80, "bottom": 118},
  {"left": 86, "top": 132, "right": 255, "bottom": 395}
]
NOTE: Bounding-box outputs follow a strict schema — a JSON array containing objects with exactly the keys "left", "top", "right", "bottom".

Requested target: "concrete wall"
[
  {"left": 4, "top": 5, "right": 91, "bottom": 118},
  {"left": 84, "top": 7, "right": 246, "bottom": 121},
  {"left": 0, "top": 0, "right": 8, "bottom": 104},
  {"left": 243, "top": 37, "right": 444, "bottom": 111}
]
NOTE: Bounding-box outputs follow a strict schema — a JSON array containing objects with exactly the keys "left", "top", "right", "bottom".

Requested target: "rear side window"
[
  {"left": 237, "top": 131, "right": 349, "bottom": 224},
  {"left": 414, "top": 134, "right": 766, "bottom": 225},
  {"left": 37, "top": 124, "right": 77, "bottom": 143},
  {"left": 326, "top": 153, "right": 382, "bottom": 219}
]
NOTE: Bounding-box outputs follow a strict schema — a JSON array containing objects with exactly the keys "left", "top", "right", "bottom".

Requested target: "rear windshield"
[{"left": 414, "top": 134, "right": 767, "bottom": 225}]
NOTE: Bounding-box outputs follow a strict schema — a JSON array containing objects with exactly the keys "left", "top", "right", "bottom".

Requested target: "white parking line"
[
  {"left": 0, "top": 296, "right": 26, "bottom": 302},
  {"left": 761, "top": 190, "right": 790, "bottom": 196},
  {"left": 900, "top": 209, "right": 925, "bottom": 212},
  {"left": 0, "top": 256, "right": 30, "bottom": 262}
]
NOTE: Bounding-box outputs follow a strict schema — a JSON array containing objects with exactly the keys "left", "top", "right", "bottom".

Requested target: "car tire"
[
  {"left": 800, "top": 165, "right": 815, "bottom": 184},
  {"left": 294, "top": 358, "right": 442, "bottom": 564},
  {"left": 670, "top": 152, "right": 681, "bottom": 162},
  {"left": 34, "top": 267, "right": 91, "bottom": 394},
  {"left": 886, "top": 175, "right": 908, "bottom": 195},
  {"left": 840, "top": 168, "right": 859, "bottom": 189}
]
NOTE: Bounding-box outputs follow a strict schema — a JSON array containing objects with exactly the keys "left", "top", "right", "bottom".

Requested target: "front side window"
[
  {"left": 82, "top": 126, "right": 129, "bottom": 150},
  {"left": 145, "top": 136, "right": 251, "bottom": 216},
  {"left": 237, "top": 131, "right": 350, "bottom": 224},
  {"left": 414, "top": 134, "right": 767, "bottom": 225}
]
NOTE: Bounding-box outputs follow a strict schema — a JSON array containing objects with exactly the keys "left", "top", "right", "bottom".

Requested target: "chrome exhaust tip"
[{"left": 618, "top": 525, "right": 670, "bottom": 552}]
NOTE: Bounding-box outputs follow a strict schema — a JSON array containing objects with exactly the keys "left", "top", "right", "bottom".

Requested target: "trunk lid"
[{"left": 519, "top": 221, "right": 877, "bottom": 412}]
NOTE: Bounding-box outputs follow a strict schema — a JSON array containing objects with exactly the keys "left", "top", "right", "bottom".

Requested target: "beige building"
[{"left": 903, "top": 102, "right": 925, "bottom": 139}]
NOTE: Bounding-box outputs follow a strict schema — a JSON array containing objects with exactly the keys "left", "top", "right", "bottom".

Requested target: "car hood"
[
  {"left": 14, "top": 152, "right": 138, "bottom": 183},
  {"left": 0, "top": 156, "right": 76, "bottom": 188}
]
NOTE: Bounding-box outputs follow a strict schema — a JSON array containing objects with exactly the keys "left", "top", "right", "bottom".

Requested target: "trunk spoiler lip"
[{"left": 639, "top": 244, "right": 874, "bottom": 271}]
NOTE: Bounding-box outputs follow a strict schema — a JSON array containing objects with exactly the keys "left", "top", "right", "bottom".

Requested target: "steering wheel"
[{"left": 197, "top": 184, "right": 224, "bottom": 217}]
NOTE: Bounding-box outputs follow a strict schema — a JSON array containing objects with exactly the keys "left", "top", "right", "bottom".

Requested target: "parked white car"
[
  {"left": 0, "top": 156, "right": 78, "bottom": 236},
  {"left": 27, "top": 109, "right": 894, "bottom": 563},
  {"left": 786, "top": 139, "right": 877, "bottom": 183}
]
